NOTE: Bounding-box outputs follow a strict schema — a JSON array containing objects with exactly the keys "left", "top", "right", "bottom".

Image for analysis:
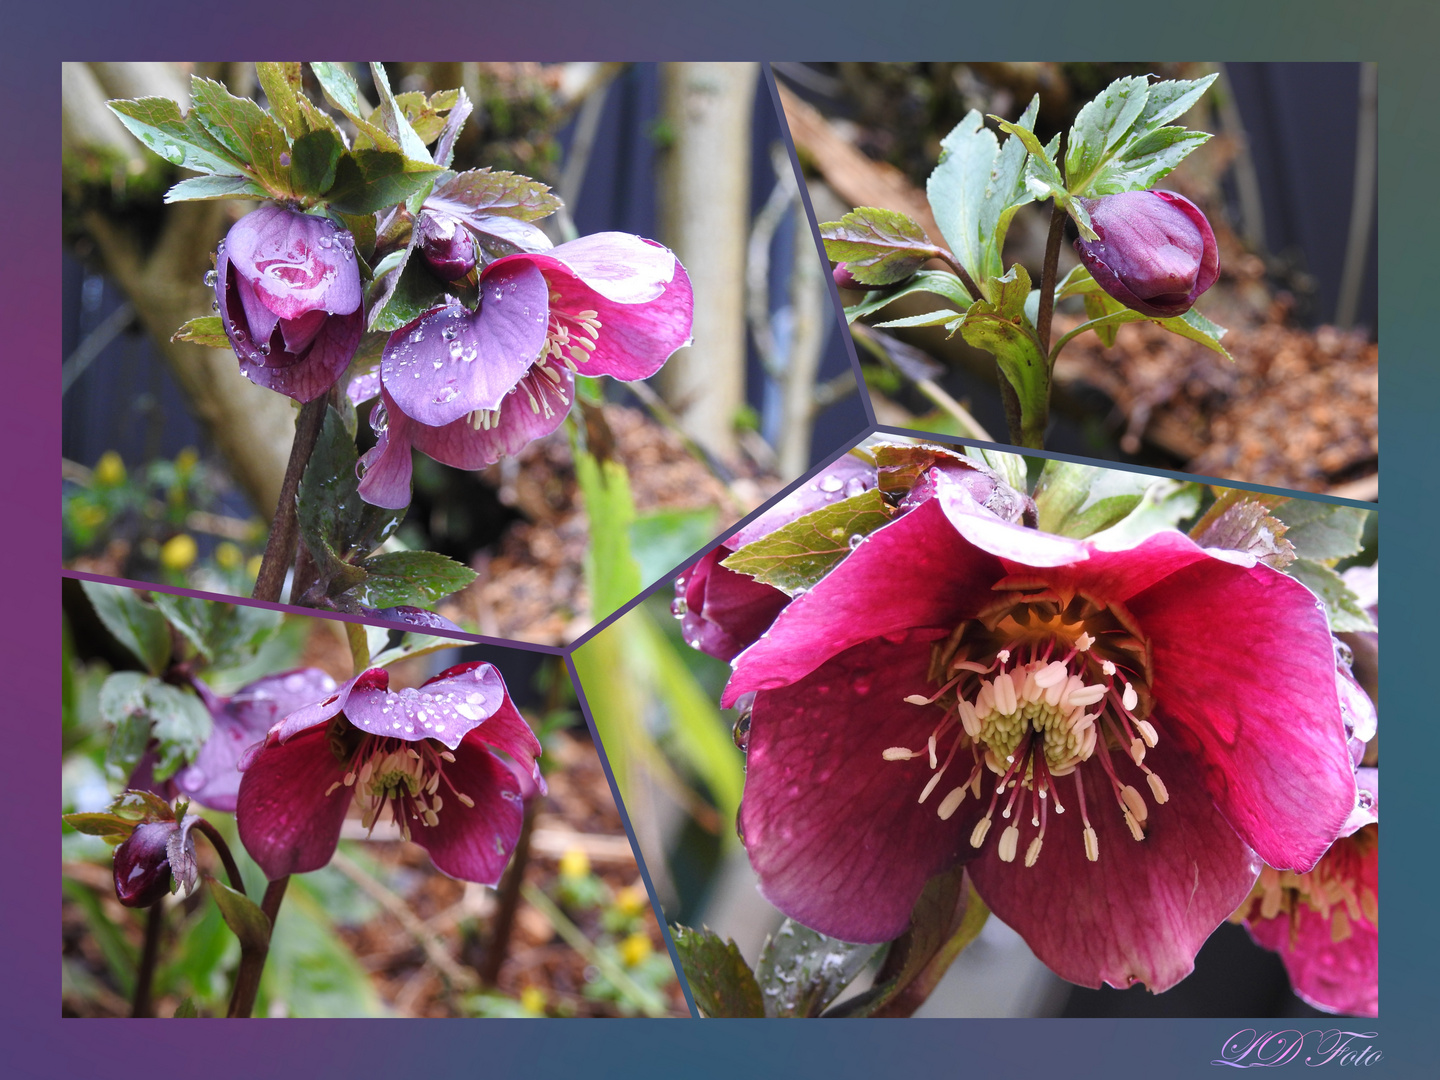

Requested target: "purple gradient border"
[{"left": 16, "top": 5, "right": 1435, "bottom": 1079}]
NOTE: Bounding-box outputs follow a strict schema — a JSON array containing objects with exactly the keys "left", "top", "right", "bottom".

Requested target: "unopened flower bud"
[
  {"left": 418, "top": 211, "right": 478, "bottom": 281},
  {"left": 832, "top": 263, "right": 862, "bottom": 290},
  {"left": 112, "top": 821, "right": 179, "bottom": 908},
  {"left": 1073, "top": 190, "right": 1219, "bottom": 319}
]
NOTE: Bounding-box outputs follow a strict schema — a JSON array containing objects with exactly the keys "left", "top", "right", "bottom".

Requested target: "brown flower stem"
[
  {"left": 937, "top": 250, "right": 982, "bottom": 302},
  {"left": 130, "top": 902, "right": 164, "bottom": 1018},
  {"left": 1036, "top": 201, "right": 1068, "bottom": 363},
  {"left": 227, "top": 876, "right": 289, "bottom": 1018},
  {"left": 477, "top": 799, "right": 537, "bottom": 986},
  {"left": 251, "top": 398, "right": 328, "bottom": 604},
  {"left": 192, "top": 818, "right": 246, "bottom": 897}
]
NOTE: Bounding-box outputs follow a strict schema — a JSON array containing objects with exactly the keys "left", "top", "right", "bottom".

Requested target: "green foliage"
[
  {"left": 820, "top": 207, "right": 949, "bottom": 286},
  {"left": 843, "top": 270, "right": 972, "bottom": 324},
  {"left": 98, "top": 672, "right": 212, "bottom": 781},
  {"left": 755, "top": 920, "right": 879, "bottom": 1018},
  {"left": 1064, "top": 73, "right": 1218, "bottom": 196},
  {"left": 353, "top": 550, "right": 477, "bottom": 608},
  {"left": 81, "top": 580, "right": 171, "bottom": 673},
  {"left": 1033, "top": 459, "right": 1154, "bottom": 538},
  {"left": 721, "top": 488, "right": 894, "bottom": 595},
  {"left": 670, "top": 925, "right": 764, "bottom": 1018}
]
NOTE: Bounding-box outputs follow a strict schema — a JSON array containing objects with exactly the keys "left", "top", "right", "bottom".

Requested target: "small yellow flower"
[
  {"left": 519, "top": 986, "right": 547, "bottom": 1015},
  {"left": 214, "top": 542, "right": 243, "bottom": 571},
  {"left": 619, "top": 932, "right": 652, "bottom": 968},
  {"left": 175, "top": 447, "right": 199, "bottom": 475},
  {"left": 559, "top": 847, "right": 591, "bottom": 880},
  {"left": 93, "top": 451, "right": 126, "bottom": 487},
  {"left": 160, "top": 534, "right": 198, "bottom": 572},
  {"left": 73, "top": 504, "right": 108, "bottom": 530},
  {"left": 614, "top": 884, "right": 649, "bottom": 918}
]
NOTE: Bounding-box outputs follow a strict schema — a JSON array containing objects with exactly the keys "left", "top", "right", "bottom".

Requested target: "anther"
[
  {"left": 455, "top": 792, "right": 475, "bottom": 808},
  {"left": 1083, "top": 827, "right": 1100, "bottom": 862},
  {"left": 1075, "top": 632, "right": 1095, "bottom": 652},
  {"left": 970, "top": 817, "right": 993, "bottom": 848},
  {"left": 883, "top": 747, "right": 919, "bottom": 761},
  {"left": 1123, "top": 809, "right": 1145, "bottom": 842},
  {"left": 1129, "top": 737, "right": 1146, "bottom": 765},
  {"left": 937, "top": 786, "right": 967, "bottom": 820},
  {"left": 325, "top": 781, "right": 342, "bottom": 796},
  {"left": 998, "top": 825, "right": 1020, "bottom": 862},
  {"left": 1147, "top": 772, "right": 1169, "bottom": 804},
  {"left": 1024, "top": 837, "right": 1043, "bottom": 867},
  {"left": 1120, "top": 784, "right": 1148, "bottom": 824},
  {"left": 1122, "top": 684, "right": 1139, "bottom": 712},
  {"left": 918, "top": 770, "right": 945, "bottom": 804},
  {"left": 1136, "top": 720, "right": 1158, "bottom": 748}
]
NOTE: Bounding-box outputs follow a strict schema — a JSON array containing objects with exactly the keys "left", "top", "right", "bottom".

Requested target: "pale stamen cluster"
[
  {"left": 883, "top": 633, "right": 1166, "bottom": 868},
  {"left": 1245, "top": 834, "right": 1378, "bottom": 945},
  {"left": 324, "top": 735, "right": 475, "bottom": 842},
  {"left": 538, "top": 296, "right": 602, "bottom": 373}
]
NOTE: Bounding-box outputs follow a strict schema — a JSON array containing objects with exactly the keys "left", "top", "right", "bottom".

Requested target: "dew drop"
[
  {"left": 732, "top": 710, "right": 752, "bottom": 752},
  {"left": 203, "top": 270, "right": 218, "bottom": 287}
]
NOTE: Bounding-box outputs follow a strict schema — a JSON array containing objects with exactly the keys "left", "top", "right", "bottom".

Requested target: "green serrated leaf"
[
  {"left": 1065, "top": 75, "right": 1151, "bottom": 193},
  {"left": 367, "top": 243, "right": 447, "bottom": 333},
  {"left": 843, "top": 270, "right": 972, "bottom": 324},
  {"left": 255, "top": 62, "right": 306, "bottom": 138},
  {"left": 756, "top": 920, "right": 879, "bottom": 1018},
  {"left": 1155, "top": 307, "right": 1231, "bottom": 360},
  {"left": 171, "top": 316, "right": 231, "bottom": 348},
  {"left": 309, "top": 62, "right": 394, "bottom": 153},
  {"left": 927, "top": 98, "right": 1039, "bottom": 297},
  {"left": 149, "top": 593, "right": 283, "bottom": 668},
  {"left": 173, "top": 996, "right": 200, "bottom": 1018},
  {"left": 1188, "top": 496, "right": 1296, "bottom": 568},
  {"left": 82, "top": 580, "right": 171, "bottom": 673},
  {"left": 1286, "top": 559, "right": 1376, "bottom": 633},
  {"left": 164, "top": 173, "right": 271, "bottom": 203},
  {"left": 721, "top": 488, "right": 893, "bottom": 595},
  {"left": 1034, "top": 460, "right": 1154, "bottom": 538},
  {"left": 1080, "top": 74, "right": 1219, "bottom": 195},
  {"left": 873, "top": 310, "right": 964, "bottom": 330},
  {"left": 99, "top": 672, "right": 210, "bottom": 780},
  {"left": 290, "top": 128, "right": 344, "bottom": 196},
  {"left": 368, "top": 63, "right": 433, "bottom": 165},
  {"left": 819, "top": 207, "right": 944, "bottom": 286},
  {"left": 993, "top": 117, "right": 1098, "bottom": 242},
  {"left": 1082, "top": 291, "right": 1126, "bottom": 347},
  {"left": 352, "top": 551, "right": 477, "bottom": 609},
  {"left": 107, "top": 96, "right": 250, "bottom": 176},
  {"left": 189, "top": 77, "right": 294, "bottom": 197},
  {"left": 61, "top": 811, "right": 140, "bottom": 839},
  {"left": 1055, "top": 263, "right": 1100, "bottom": 300},
  {"left": 326, "top": 149, "right": 443, "bottom": 216},
  {"left": 1272, "top": 501, "right": 1370, "bottom": 563},
  {"left": 298, "top": 407, "right": 406, "bottom": 577},
  {"left": 671, "top": 925, "right": 764, "bottom": 1018},
  {"left": 425, "top": 168, "right": 563, "bottom": 223}
]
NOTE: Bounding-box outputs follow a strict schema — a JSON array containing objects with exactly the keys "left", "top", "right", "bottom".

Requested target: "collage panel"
[
  {"left": 777, "top": 62, "right": 1378, "bottom": 498},
  {"left": 62, "top": 580, "right": 685, "bottom": 1017},
  {"left": 62, "top": 62, "right": 865, "bottom": 644},
  {"left": 572, "top": 435, "right": 1378, "bottom": 1018}
]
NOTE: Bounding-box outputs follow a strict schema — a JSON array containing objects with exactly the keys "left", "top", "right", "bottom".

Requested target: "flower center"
[
  {"left": 1239, "top": 827, "right": 1378, "bottom": 944},
  {"left": 537, "top": 292, "right": 603, "bottom": 372},
  {"left": 324, "top": 723, "right": 475, "bottom": 843},
  {"left": 882, "top": 587, "right": 1162, "bottom": 867}
]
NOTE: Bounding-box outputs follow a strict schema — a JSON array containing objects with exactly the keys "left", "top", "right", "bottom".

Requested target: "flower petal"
[
  {"left": 494, "top": 234, "right": 694, "bottom": 382},
  {"left": 225, "top": 205, "right": 362, "bottom": 318},
  {"left": 679, "top": 550, "right": 789, "bottom": 662},
  {"left": 178, "top": 668, "right": 338, "bottom": 811},
  {"left": 381, "top": 261, "right": 550, "bottom": 427},
  {"left": 1127, "top": 558, "right": 1357, "bottom": 870},
  {"left": 969, "top": 737, "right": 1262, "bottom": 992},
  {"left": 237, "top": 306, "right": 363, "bottom": 403},
  {"left": 356, "top": 390, "right": 419, "bottom": 510},
  {"left": 725, "top": 495, "right": 1002, "bottom": 705},
  {"left": 236, "top": 728, "right": 352, "bottom": 879},
  {"left": 406, "top": 368, "right": 572, "bottom": 468},
  {"left": 934, "top": 473, "right": 1091, "bottom": 567},
  {"left": 421, "top": 662, "right": 543, "bottom": 778},
  {"left": 408, "top": 736, "right": 526, "bottom": 885},
  {"left": 739, "top": 633, "right": 983, "bottom": 943}
]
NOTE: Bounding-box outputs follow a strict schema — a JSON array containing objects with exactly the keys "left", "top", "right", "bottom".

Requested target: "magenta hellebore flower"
[
  {"left": 236, "top": 662, "right": 542, "bottom": 885},
  {"left": 722, "top": 468, "right": 1358, "bottom": 991},
  {"left": 176, "top": 669, "right": 339, "bottom": 812},
  {"left": 356, "top": 232, "right": 693, "bottom": 509},
  {"left": 214, "top": 205, "right": 364, "bottom": 402},
  {"left": 1238, "top": 768, "right": 1378, "bottom": 1017},
  {"left": 1074, "top": 190, "right": 1219, "bottom": 319}
]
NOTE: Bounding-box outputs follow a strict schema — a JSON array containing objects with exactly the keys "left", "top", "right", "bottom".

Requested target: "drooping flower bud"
[
  {"left": 1073, "top": 190, "right": 1219, "bottom": 319},
  {"left": 832, "top": 263, "right": 863, "bottom": 290},
  {"left": 214, "top": 205, "right": 364, "bottom": 402},
  {"left": 112, "top": 821, "right": 180, "bottom": 908},
  {"left": 417, "top": 211, "right": 478, "bottom": 281}
]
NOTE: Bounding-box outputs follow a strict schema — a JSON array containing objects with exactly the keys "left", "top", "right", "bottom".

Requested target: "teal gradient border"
[{"left": 13, "top": 3, "right": 1433, "bottom": 1077}]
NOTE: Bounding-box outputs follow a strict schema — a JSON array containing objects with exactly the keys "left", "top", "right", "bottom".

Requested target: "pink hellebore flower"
[
  {"left": 215, "top": 205, "right": 364, "bottom": 402},
  {"left": 236, "top": 662, "right": 543, "bottom": 885},
  {"left": 356, "top": 232, "right": 693, "bottom": 509},
  {"left": 1074, "top": 190, "right": 1219, "bottom": 319},
  {"left": 723, "top": 468, "right": 1358, "bottom": 992},
  {"left": 1238, "top": 769, "right": 1378, "bottom": 1017}
]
